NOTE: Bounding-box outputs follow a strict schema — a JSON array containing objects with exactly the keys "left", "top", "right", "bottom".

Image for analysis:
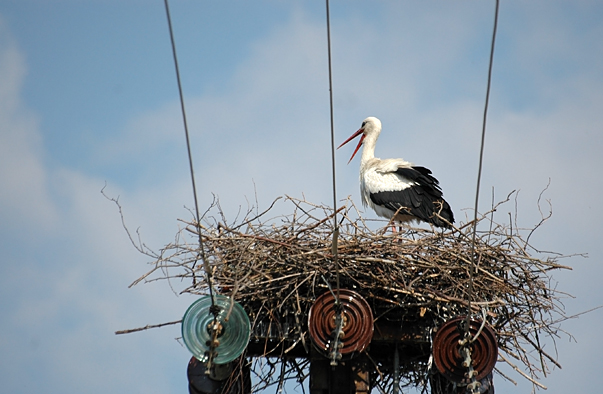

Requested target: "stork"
[{"left": 338, "top": 117, "right": 454, "bottom": 229}]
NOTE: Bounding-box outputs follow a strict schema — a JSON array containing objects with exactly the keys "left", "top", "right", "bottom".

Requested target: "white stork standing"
[{"left": 338, "top": 117, "right": 454, "bottom": 229}]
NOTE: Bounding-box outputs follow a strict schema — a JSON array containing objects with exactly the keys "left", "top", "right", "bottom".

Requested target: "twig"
[{"left": 115, "top": 319, "right": 182, "bottom": 335}]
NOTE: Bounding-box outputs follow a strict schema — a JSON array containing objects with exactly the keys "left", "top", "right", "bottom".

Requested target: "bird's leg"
[
  {"left": 387, "top": 220, "right": 404, "bottom": 242},
  {"left": 386, "top": 216, "right": 398, "bottom": 234},
  {"left": 388, "top": 207, "right": 409, "bottom": 235}
]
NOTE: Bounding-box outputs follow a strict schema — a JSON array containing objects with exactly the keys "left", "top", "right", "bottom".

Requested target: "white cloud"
[
  {"left": 0, "top": 20, "right": 193, "bottom": 393},
  {"left": 0, "top": 20, "right": 57, "bottom": 228}
]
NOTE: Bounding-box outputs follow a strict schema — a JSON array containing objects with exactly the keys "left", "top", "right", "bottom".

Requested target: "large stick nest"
[{"left": 128, "top": 191, "right": 576, "bottom": 392}]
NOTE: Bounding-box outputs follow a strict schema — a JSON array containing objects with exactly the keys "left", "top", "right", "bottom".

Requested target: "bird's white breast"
[{"left": 359, "top": 158, "right": 416, "bottom": 208}]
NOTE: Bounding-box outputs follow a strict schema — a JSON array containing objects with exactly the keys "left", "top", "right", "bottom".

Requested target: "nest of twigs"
[{"left": 125, "top": 192, "right": 575, "bottom": 392}]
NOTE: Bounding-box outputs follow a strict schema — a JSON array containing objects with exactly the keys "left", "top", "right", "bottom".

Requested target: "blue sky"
[{"left": 1, "top": 1, "right": 602, "bottom": 393}]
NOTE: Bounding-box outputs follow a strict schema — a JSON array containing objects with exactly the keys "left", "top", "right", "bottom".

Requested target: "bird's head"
[{"left": 337, "top": 117, "right": 382, "bottom": 164}]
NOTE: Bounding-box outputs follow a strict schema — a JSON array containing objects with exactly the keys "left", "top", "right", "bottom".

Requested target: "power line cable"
[
  {"left": 325, "top": 0, "right": 340, "bottom": 303},
  {"left": 466, "top": 0, "right": 500, "bottom": 334},
  {"left": 325, "top": 0, "right": 345, "bottom": 366},
  {"left": 163, "top": 0, "right": 216, "bottom": 308}
]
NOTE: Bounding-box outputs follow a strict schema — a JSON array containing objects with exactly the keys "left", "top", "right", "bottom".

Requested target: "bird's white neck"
[{"left": 359, "top": 132, "right": 379, "bottom": 167}]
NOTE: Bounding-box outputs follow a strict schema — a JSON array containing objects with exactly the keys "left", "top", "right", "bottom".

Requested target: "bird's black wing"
[
  {"left": 369, "top": 166, "right": 454, "bottom": 228},
  {"left": 397, "top": 166, "right": 443, "bottom": 196}
]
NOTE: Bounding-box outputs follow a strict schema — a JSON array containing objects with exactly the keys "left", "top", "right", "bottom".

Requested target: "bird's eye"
[{"left": 361, "top": 121, "right": 366, "bottom": 127}]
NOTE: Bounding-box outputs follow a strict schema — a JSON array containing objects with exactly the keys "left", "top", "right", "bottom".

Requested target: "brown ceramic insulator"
[
  {"left": 432, "top": 316, "right": 498, "bottom": 383},
  {"left": 308, "top": 289, "right": 374, "bottom": 358}
]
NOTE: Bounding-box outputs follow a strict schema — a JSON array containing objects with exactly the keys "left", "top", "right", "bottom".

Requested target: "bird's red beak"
[{"left": 337, "top": 128, "right": 365, "bottom": 164}]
